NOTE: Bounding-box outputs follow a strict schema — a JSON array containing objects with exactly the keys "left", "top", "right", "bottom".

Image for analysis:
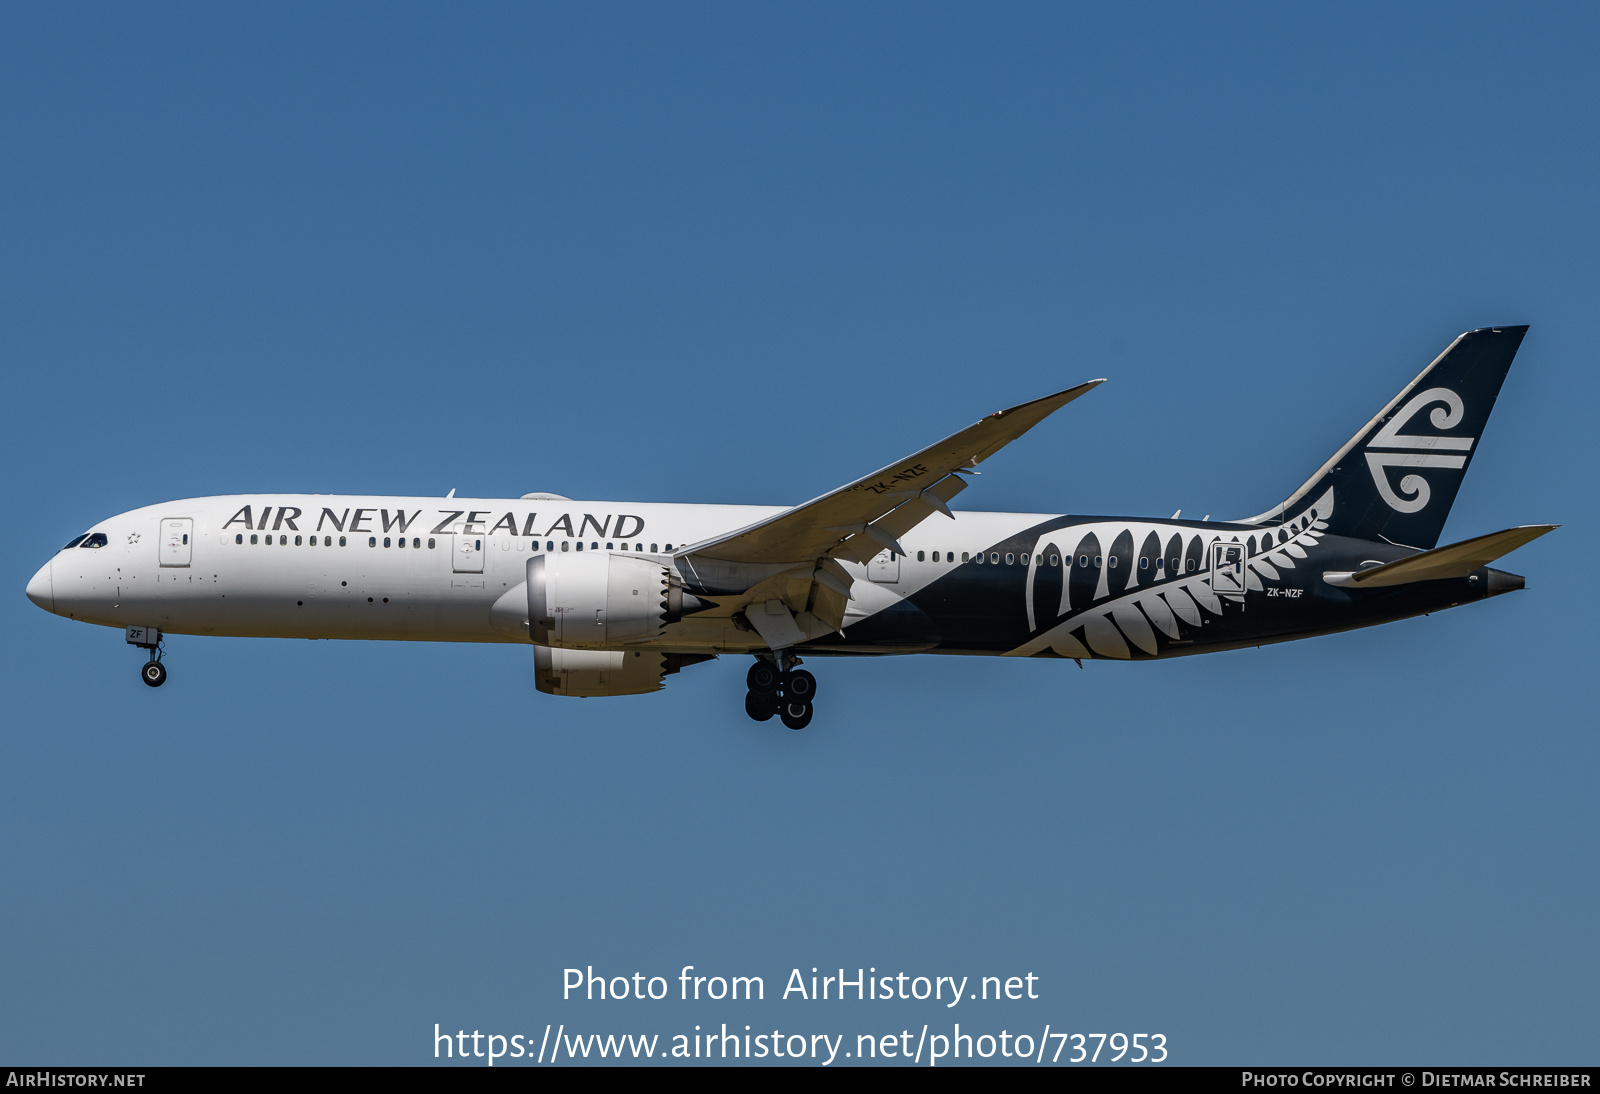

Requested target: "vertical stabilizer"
[{"left": 1244, "top": 326, "right": 1527, "bottom": 550}]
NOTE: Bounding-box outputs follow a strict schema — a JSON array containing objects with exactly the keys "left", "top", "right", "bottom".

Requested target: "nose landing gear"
[
  {"left": 745, "top": 655, "right": 814, "bottom": 729},
  {"left": 127, "top": 626, "right": 167, "bottom": 688},
  {"left": 141, "top": 659, "right": 167, "bottom": 688}
]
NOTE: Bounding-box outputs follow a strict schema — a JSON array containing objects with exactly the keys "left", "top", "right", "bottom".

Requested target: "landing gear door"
[
  {"left": 159, "top": 518, "right": 192, "bottom": 567},
  {"left": 868, "top": 549, "right": 900, "bottom": 583},
  {"left": 1210, "top": 540, "right": 1246, "bottom": 596},
  {"left": 452, "top": 533, "right": 484, "bottom": 573}
]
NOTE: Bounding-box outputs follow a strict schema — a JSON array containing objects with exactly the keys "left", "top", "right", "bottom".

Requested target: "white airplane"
[{"left": 26, "top": 327, "right": 1552, "bottom": 729}]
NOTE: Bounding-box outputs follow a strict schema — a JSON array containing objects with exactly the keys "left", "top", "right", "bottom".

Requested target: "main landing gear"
[{"left": 745, "top": 655, "right": 815, "bottom": 730}]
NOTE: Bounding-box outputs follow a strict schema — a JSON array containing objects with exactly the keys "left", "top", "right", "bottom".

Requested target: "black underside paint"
[{"left": 800, "top": 515, "right": 1503, "bottom": 659}]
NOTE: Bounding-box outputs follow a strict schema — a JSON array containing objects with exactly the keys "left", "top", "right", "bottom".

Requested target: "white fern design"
[{"left": 1007, "top": 488, "right": 1334, "bottom": 660}]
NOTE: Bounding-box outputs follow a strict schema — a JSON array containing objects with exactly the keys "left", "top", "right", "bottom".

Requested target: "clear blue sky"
[{"left": 2, "top": 3, "right": 1595, "bottom": 1065}]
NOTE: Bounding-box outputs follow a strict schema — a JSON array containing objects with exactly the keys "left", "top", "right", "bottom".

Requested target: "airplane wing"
[
  {"left": 1325, "top": 524, "right": 1557, "bottom": 588},
  {"left": 680, "top": 379, "right": 1104, "bottom": 568}
]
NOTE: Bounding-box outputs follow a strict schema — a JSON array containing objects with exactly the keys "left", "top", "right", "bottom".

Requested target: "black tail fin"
[{"left": 1244, "top": 326, "right": 1527, "bottom": 550}]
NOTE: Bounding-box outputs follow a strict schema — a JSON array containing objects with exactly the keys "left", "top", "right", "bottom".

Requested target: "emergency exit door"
[{"left": 159, "top": 518, "right": 192, "bottom": 567}]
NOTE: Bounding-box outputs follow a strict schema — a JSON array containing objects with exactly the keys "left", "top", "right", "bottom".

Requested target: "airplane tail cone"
[{"left": 1485, "top": 568, "right": 1525, "bottom": 596}]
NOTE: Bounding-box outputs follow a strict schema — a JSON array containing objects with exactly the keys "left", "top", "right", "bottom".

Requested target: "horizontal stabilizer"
[{"left": 1324, "top": 524, "right": 1556, "bottom": 588}]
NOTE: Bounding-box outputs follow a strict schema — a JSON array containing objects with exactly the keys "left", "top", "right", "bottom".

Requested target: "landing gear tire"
[
  {"left": 782, "top": 669, "right": 816, "bottom": 701},
  {"left": 779, "top": 700, "right": 813, "bottom": 731},
  {"left": 745, "top": 691, "right": 777, "bottom": 722},
  {"left": 141, "top": 661, "right": 167, "bottom": 688},
  {"left": 747, "top": 661, "right": 780, "bottom": 695}
]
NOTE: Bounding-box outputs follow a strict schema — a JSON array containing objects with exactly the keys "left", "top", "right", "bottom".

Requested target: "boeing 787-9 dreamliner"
[{"left": 26, "top": 326, "right": 1553, "bottom": 729}]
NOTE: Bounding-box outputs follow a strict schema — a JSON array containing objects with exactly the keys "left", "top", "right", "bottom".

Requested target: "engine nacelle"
[
  {"left": 525, "top": 552, "right": 683, "bottom": 649},
  {"left": 534, "top": 647, "right": 669, "bottom": 697}
]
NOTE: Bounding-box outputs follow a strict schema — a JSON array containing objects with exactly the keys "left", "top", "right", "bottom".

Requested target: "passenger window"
[
  {"left": 547, "top": 541, "right": 554, "bottom": 551},
  {"left": 1078, "top": 555, "right": 1088, "bottom": 567},
  {"left": 1049, "top": 554, "right": 1059, "bottom": 566},
  {"left": 295, "top": 535, "right": 303, "bottom": 546},
  {"left": 369, "top": 537, "right": 377, "bottom": 547},
  {"left": 990, "top": 552, "right": 1000, "bottom": 564},
  {"left": 620, "top": 543, "right": 628, "bottom": 550},
  {"left": 1139, "top": 557, "right": 1148, "bottom": 569},
  {"left": 917, "top": 550, "right": 925, "bottom": 562},
  {"left": 607, "top": 542, "right": 614, "bottom": 550},
  {"left": 946, "top": 552, "right": 954, "bottom": 562},
  {"left": 413, "top": 538, "right": 420, "bottom": 549},
  {"left": 475, "top": 539, "right": 482, "bottom": 551},
  {"left": 427, "top": 538, "right": 435, "bottom": 549},
  {"left": 1005, "top": 553, "right": 1014, "bottom": 565},
  {"left": 1094, "top": 555, "right": 1102, "bottom": 567},
  {"left": 1020, "top": 553, "right": 1029, "bottom": 564},
  {"left": 182, "top": 534, "right": 188, "bottom": 545},
  {"left": 665, "top": 544, "right": 673, "bottom": 551},
  {"left": 235, "top": 534, "right": 243, "bottom": 545},
  {"left": 961, "top": 552, "right": 969, "bottom": 562},
  {"left": 650, "top": 544, "right": 658, "bottom": 553},
  {"left": 592, "top": 542, "right": 599, "bottom": 550},
  {"left": 561, "top": 541, "right": 569, "bottom": 552},
  {"left": 1108, "top": 556, "right": 1117, "bottom": 568},
  {"left": 280, "top": 535, "right": 287, "bottom": 545},
  {"left": 576, "top": 541, "right": 583, "bottom": 551},
  {"left": 251, "top": 535, "right": 259, "bottom": 544},
  {"left": 340, "top": 536, "right": 347, "bottom": 547}
]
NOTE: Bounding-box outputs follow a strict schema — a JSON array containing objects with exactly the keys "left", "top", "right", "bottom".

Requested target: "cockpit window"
[
  {"left": 62, "top": 534, "right": 88, "bottom": 550},
  {"left": 80, "top": 533, "right": 108, "bottom": 549}
]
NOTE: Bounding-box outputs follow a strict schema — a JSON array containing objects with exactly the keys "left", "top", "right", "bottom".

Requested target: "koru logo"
[{"left": 1364, "top": 387, "right": 1474, "bottom": 513}]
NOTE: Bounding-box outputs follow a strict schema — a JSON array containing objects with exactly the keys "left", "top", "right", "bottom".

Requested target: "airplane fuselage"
[{"left": 27, "top": 492, "right": 1515, "bottom": 662}]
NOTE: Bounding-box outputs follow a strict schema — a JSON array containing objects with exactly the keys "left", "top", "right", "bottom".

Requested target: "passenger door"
[
  {"left": 159, "top": 518, "right": 192, "bottom": 567},
  {"left": 868, "top": 549, "right": 900, "bottom": 583},
  {"left": 1210, "top": 541, "right": 1246, "bottom": 595},
  {"left": 452, "top": 532, "right": 484, "bottom": 574}
]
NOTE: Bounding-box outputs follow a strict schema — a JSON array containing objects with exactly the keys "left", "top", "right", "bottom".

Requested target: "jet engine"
[
  {"left": 532, "top": 647, "right": 717, "bottom": 697},
  {"left": 534, "top": 647, "right": 668, "bottom": 696},
  {"left": 523, "top": 552, "right": 697, "bottom": 649}
]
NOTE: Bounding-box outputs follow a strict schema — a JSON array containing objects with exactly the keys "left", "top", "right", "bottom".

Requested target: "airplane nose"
[{"left": 26, "top": 560, "right": 53, "bottom": 613}]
